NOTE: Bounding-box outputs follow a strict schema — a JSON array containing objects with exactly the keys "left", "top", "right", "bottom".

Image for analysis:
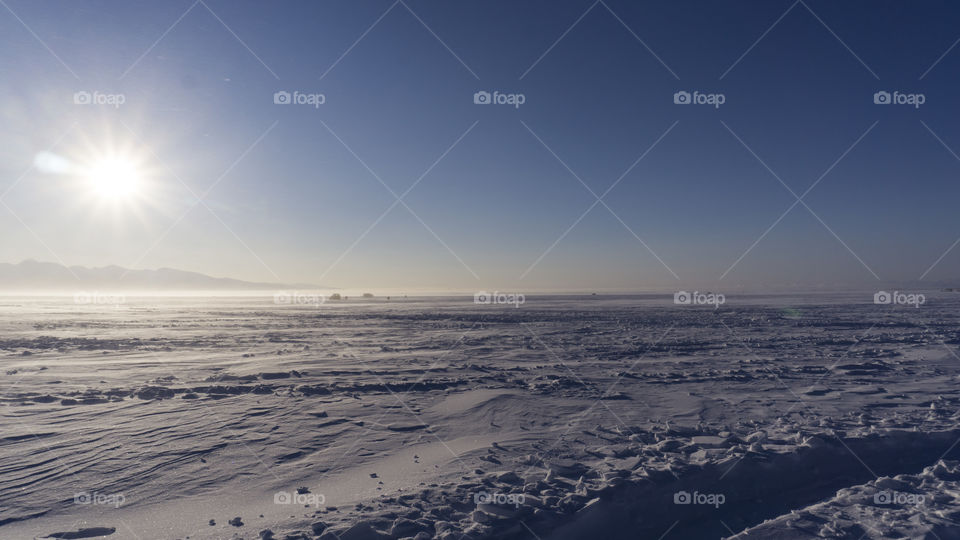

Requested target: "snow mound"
[{"left": 732, "top": 460, "right": 960, "bottom": 539}]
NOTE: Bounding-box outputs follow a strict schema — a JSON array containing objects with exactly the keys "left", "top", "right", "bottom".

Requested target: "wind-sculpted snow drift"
[{"left": 1, "top": 294, "right": 959, "bottom": 539}]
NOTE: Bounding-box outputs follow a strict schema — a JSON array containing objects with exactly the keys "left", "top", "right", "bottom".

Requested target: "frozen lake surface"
[{"left": 2, "top": 294, "right": 960, "bottom": 539}]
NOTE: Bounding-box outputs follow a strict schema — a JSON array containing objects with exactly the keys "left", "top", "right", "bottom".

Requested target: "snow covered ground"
[{"left": 2, "top": 293, "right": 960, "bottom": 539}]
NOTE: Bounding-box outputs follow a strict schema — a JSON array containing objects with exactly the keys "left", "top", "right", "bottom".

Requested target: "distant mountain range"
[{"left": 0, "top": 260, "right": 321, "bottom": 291}]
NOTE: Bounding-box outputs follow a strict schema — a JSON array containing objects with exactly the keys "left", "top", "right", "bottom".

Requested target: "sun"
[{"left": 84, "top": 157, "right": 143, "bottom": 200}]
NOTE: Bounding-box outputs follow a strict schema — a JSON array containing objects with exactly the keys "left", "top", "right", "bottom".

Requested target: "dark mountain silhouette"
[{"left": 0, "top": 260, "right": 321, "bottom": 291}]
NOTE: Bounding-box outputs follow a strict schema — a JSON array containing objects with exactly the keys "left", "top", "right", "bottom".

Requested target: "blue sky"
[{"left": 1, "top": 0, "right": 959, "bottom": 291}]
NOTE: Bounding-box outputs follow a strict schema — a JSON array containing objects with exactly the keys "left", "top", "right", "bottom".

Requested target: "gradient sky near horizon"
[{"left": 1, "top": 0, "right": 960, "bottom": 291}]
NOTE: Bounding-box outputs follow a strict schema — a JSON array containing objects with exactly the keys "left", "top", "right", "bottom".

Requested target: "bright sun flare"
[{"left": 85, "top": 158, "right": 142, "bottom": 200}]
